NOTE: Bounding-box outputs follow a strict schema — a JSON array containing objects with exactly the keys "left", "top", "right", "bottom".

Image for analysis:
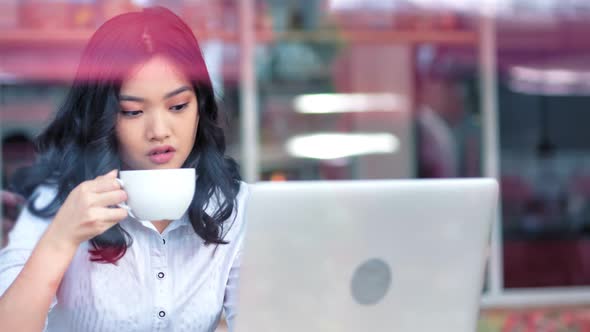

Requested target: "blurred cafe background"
[{"left": 5, "top": 0, "right": 590, "bottom": 330}]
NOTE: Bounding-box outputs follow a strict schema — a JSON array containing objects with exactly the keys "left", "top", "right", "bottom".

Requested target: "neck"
[{"left": 151, "top": 220, "right": 172, "bottom": 234}]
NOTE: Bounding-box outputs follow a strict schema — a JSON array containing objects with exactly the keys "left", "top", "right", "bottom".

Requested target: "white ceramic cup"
[{"left": 115, "top": 168, "right": 196, "bottom": 221}]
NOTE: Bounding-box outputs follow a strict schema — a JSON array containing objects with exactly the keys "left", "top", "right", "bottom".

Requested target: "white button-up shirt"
[{"left": 0, "top": 182, "right": 248, "bottom": 332}]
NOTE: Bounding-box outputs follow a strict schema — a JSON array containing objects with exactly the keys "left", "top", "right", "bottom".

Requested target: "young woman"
[{"left": 0, "top": 6, "right": 247, "bottom": 332}]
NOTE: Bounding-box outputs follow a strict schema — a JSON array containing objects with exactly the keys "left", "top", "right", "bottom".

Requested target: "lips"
[
  {"left": 148, "top": 145, "right": 176, "bottom": 156},
  {"left": 147, "top": 145, "right": 176, "bottom": 164}
]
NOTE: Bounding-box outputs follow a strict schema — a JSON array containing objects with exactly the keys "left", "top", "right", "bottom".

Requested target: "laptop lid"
[{"left": 235, "top": 179, "right": 498, "bottom": 332}]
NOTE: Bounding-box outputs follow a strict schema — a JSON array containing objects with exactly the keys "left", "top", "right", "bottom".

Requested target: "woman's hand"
[{"left": 46, "top": 169, "right": 128, "bottom": 250}]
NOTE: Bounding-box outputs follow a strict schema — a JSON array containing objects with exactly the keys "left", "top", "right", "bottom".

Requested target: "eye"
[
  {"left": 120, "top": 110, "right": 143, "bottom": 117},
  {"left": 170, "top": 103, "right": 189, "bottom": 112}
]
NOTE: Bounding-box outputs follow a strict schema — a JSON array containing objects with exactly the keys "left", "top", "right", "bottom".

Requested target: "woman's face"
[{"left": 116, "top": 56, "right": 199, "bottom": 170}]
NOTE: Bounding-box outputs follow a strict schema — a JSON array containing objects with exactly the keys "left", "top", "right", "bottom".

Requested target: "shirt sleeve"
[
  {"left": 223, "top": 248, "right": 242, "bottom": 332},
  {"left": 223, "top": 182, "right": 249, "bottom": 332},
  {"left": 0, "top": 185, "right": 58, "bottom": 311}
]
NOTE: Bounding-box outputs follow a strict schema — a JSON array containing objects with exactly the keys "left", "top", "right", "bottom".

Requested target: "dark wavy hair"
[{"left": 8, "top": 6, "right": 241, "bottom": 264}]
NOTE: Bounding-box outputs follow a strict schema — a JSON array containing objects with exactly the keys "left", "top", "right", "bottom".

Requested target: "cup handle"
[{"left": 115, "top": 178, "right": 137, "bottom": 219}]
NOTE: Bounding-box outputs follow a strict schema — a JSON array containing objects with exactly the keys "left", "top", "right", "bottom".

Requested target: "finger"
[
  {"left": 94, "top": 190, "right": 127, "bottom": 208},
  {"left": 94, "top": 169, "right": 118, "bottom": 181},
  {"left": 104, "top": 169, "right": 118, "bottom": 178},
  {"left": 90, "top": 176, "right": 122, "bottom": 194},
  {"left": 97, "top": 207, "right": 129, "bottom": 223}
]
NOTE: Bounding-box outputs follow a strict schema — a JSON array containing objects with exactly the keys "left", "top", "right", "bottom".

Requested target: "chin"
[{"left": 153, "top": 162, "right": 185, "bottom": 169}]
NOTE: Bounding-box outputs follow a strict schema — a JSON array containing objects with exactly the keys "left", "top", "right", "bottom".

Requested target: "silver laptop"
[{"left": 235, "top": 179, "right": 498, "bottom": 332}]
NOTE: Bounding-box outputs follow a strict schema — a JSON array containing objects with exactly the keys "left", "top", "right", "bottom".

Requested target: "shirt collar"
[
  {"left": 163, "top": 213, "right": 191, "bottom": 234},
  {"left": 123, "top": 211, "right": 191, "bottom": 235}
]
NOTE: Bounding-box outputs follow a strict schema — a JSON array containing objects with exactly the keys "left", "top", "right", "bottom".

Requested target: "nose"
[{"left": 146, "top": 110, "right": 171, "bottom": 142}]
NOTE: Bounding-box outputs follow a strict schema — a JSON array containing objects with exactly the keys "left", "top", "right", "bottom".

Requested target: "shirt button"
[
  {"left": 162, "top": 239, "right": 166, "bottom": 245},
  {"left": 158, "top": 310, "right": 166, "bottom": 318},
  {"left": 157, "top": 272, "right": 165, "bottom": 279}
]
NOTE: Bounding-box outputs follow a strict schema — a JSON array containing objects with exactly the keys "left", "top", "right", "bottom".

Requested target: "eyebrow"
[{"left": 119, "top": 86, "right": 192, "bottom": 102}]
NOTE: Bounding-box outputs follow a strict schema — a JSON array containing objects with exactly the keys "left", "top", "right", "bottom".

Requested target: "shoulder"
[
  {"left": 236, "top": 181, "right": 249, "bottom": 206},
  {"left": 30, "top": 184, "right": 59, "bottom": 209},
  {"left": 235, "top": 181, "right": 250, "bottom": 225},
  {"left": 6, "top": 184, "right": 59, "bottom": 248},
  {"left": 234, "top": 181, "right": 250, "bottom": 225},
  {"left": 220, "top": 181, "right": 249, "bottom": 242}
]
